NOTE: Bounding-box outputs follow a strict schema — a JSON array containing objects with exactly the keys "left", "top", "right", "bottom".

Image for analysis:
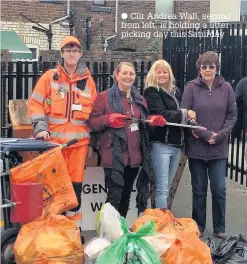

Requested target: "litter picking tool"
[
  {"left": 154, "top": 121, "right": 206, "bottom": 130},
  {"left": 124, "top": 117, "right": 207, "bottom": 130},
  {"left": 167, "top": 154, "right": 187, "bottom": 209}
]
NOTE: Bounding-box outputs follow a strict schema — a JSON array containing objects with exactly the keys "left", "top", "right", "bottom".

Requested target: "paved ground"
[
  {"left": 83, "top": 164, "right": 247, "bottom": 243},
  {"left": 172, "top": 164, "right": 247, "bottom": 237}
]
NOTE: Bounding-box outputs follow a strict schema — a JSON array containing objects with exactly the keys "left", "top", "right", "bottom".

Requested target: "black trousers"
[
  {"left": 70, "top": 182, "right": 82, "bottom": 212},
  {"left": 104, "top": 166, "right": 139, "bottom": 217}
]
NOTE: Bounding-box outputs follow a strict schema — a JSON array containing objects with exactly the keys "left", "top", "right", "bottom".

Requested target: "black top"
[
  {"left": 144, "top": 86, "right": 184, "bottom": 147},
  {"left": 235, "top": 77, "right": 247, "bottom": 136}
]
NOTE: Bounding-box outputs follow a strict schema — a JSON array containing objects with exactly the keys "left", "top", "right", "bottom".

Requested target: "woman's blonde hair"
[
  {"left": 145, "top": 59, "right": 175, "bottom": 91},
  {"left": 113, "top": 62, "right": 136, "bottom": 82}
]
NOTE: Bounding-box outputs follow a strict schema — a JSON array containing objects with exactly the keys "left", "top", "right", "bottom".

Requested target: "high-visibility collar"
[{"left": 57, "top": 60, "right": 90, "bottom": 83}]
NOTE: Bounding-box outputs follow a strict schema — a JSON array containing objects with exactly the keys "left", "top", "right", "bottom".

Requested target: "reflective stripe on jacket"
[{"left": 28, "top": 60, "right": 97, "bottom": 145}]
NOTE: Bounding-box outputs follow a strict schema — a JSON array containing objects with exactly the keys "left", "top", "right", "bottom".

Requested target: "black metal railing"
[{"left": 0, "top": 60, "right": 152, "bottom": 138}]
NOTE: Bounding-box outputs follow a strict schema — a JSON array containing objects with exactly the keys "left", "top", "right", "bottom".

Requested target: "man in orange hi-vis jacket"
[{"left": 28, "top": 36, "right": 97, "bottom": 213}]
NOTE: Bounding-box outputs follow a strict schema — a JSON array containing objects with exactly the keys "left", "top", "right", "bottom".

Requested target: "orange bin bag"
[
  {"left": 133, "top": 209, "right": 200, "bottom": 237},
  {"left": 132, "top": 208, "right": 174, "bottom": 232},
  {"left": 163, "top": 232, "right": 213, "bottom": 264},
  {"left": 160, "top": 216, "right": 200, "bottom": 238},
  {"left": 10, "top": 147, "right": 78, "bottom": 217},
  {"left": 14, "top": 214, "right": 84, "bottom": 264}
]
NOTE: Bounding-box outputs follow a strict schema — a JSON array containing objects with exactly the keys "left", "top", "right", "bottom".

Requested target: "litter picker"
[{"left": 124, "top": 117, "right": 207, "bottom": 130}]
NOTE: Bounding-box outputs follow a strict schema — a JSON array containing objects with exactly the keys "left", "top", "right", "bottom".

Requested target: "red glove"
[
  {"left": 109, "top": 113, "right": 128, "bottom": 128},
  {"left": 148, "top": 115, "right": 166, "bottom": 127}
]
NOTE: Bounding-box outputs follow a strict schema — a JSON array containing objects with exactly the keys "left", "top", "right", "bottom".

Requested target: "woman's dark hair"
[{"left": 196, "top": 51, "right": 220, "bottom": 72}]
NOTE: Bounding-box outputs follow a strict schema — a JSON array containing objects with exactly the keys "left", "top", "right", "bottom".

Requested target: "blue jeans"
[
  {"left": 188, "top": 158, "right": 227, "bottom": 234},
  {"left": 151, "top": 142, "right": 182, "bottom": 208}
]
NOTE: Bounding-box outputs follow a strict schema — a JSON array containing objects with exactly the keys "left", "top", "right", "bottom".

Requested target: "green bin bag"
[{"left": 97, "top": 218, "right": 161, "bottom": 264}]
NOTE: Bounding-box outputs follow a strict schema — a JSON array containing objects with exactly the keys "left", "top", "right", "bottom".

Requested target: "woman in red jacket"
[{"left": 88, "top": 62, "right": 166, "bottom": 217}]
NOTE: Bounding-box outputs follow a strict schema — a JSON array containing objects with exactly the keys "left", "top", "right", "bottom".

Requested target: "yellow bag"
[{"left": 14, "top": 215, "right": 84, "bottom": 264}]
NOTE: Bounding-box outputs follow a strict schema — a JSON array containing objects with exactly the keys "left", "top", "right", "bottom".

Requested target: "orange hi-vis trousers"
[
  {"left": 62, "top": 145, "right": 88, "bottom": 183},
  {"left": 62, "top": 144, "right": 88, "bottom": 212}
]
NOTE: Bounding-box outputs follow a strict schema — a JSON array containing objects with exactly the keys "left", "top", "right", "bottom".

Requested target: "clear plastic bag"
[
  {"left": 96, "top": 203, "right": 123, "bottom": 242},
  {"left": 143, "top": 233, "right": 175, "bottom": 257},
  {"left": 84, "top": 236, "right": 111, "bottom": 262}
]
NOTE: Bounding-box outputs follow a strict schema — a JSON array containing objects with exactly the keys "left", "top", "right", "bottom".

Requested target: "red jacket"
[{"left": 88, "top": 90, "right": 146, "bottom": 168}]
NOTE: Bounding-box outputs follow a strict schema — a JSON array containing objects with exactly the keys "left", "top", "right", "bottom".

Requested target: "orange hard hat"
[{"left": 61, "top": 36, "right": 81, "bottom": 49}]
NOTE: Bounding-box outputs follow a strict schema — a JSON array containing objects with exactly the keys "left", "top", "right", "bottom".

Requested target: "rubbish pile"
[
  {"left": 84, "top": 203, "right": 213, "bottom": 264},
  {"left": 11, "top": 145, "right": 246, "bottom": 264},
  {"left": 12, "top": 148, "right": 84, "bottom": 263}
]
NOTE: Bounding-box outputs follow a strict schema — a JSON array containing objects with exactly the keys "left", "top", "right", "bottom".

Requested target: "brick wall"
[
  {"left": 1, "top": 0, "right": 69, "bottom": 52},
  {"left": 115, "top": 1, "right": 158, "bottom": 51},
  {"left": 71, "top": 0, "right": 210, "bottom": 53},
  {"left": 1, "top": 0, "right": 159, "bottom": 54},
  {"left": 40, "top": 50, "right": 161, "bottom": 63},
  {"left": 1, "top": 0, "right": 66, "bottom": 23},
  {"left": 71, "top": 0, "right": 158, "bottom": 53},
  {"left": 1, "top": 0, "right": 210, "bottom": 60},
  {"left": 1, "top": 21, "right": 70, "bottom": 50},
  {"left": 174, "top": 0, "right": 210, "bottom": 22}
]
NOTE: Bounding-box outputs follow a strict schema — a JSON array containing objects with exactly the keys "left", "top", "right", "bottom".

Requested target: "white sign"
[{"left": 80, "top": 167, "right": 150, "bottom": 231}]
